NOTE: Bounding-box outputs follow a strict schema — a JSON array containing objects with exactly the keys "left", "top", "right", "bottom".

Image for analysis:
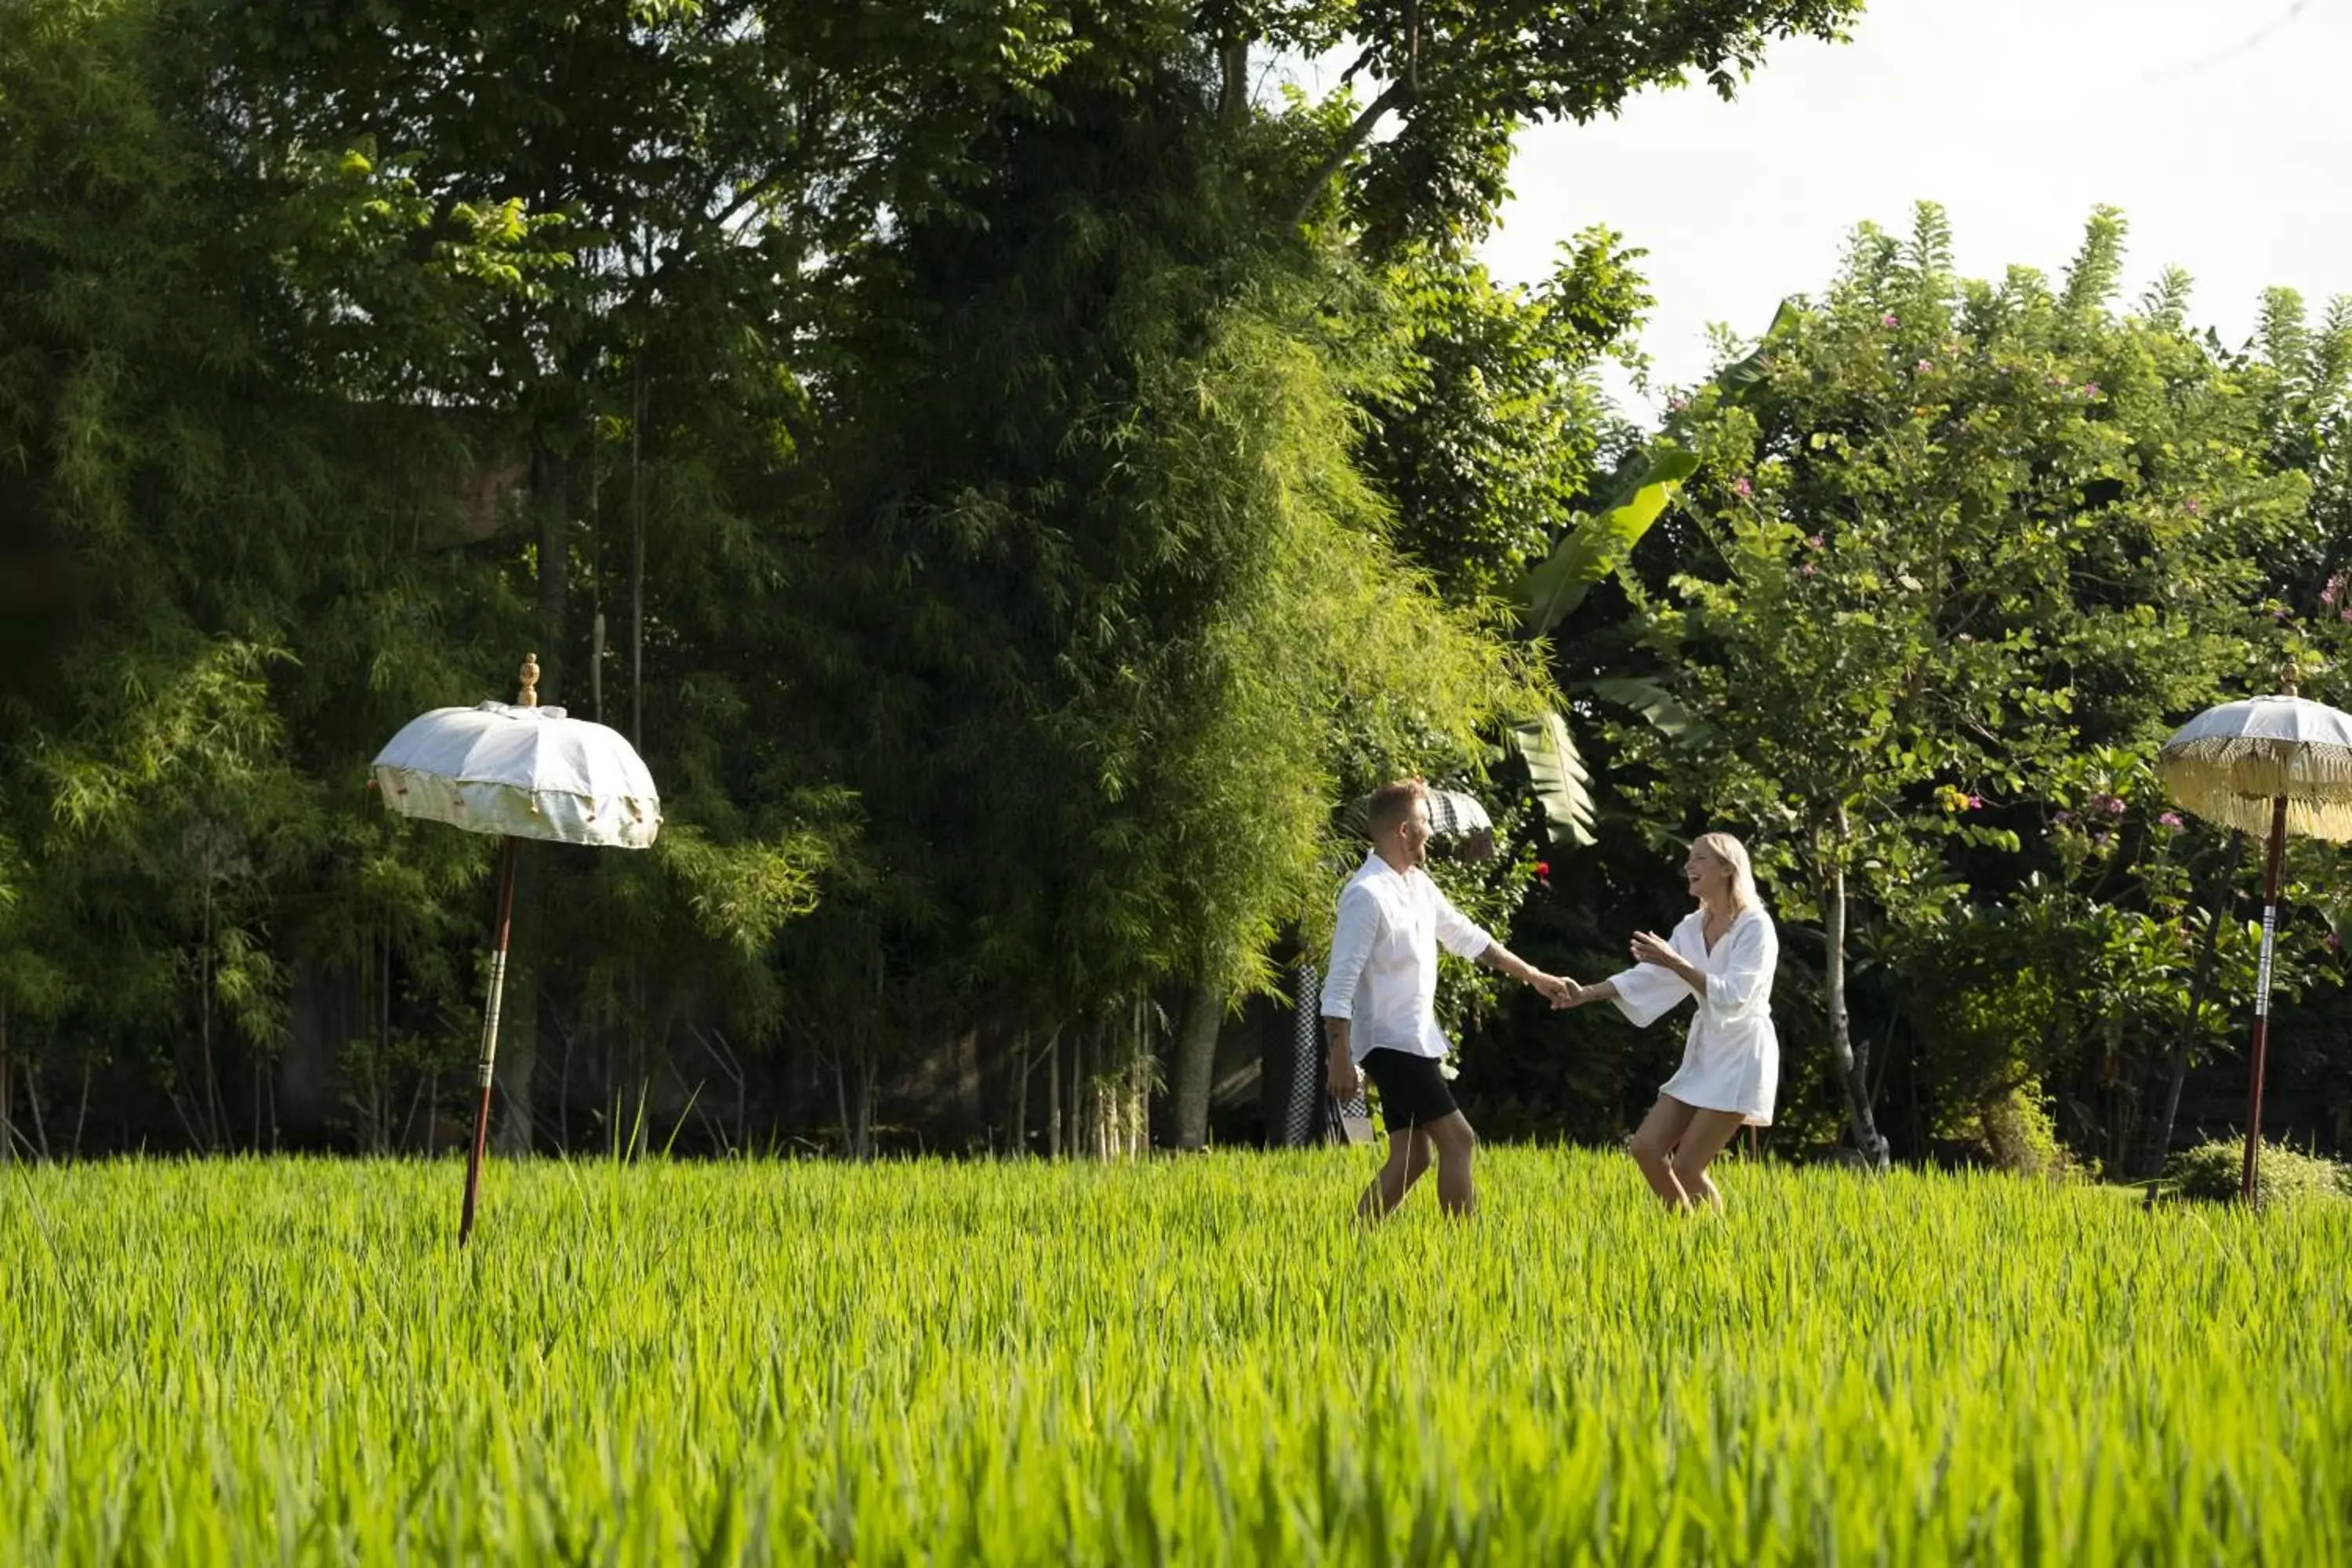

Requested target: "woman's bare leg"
[
  {"left": 1669, "top": 1109, "right": 1749, "bottom": 1209},
  {"left": 1630, "top": 1096, "right": 1697, "bottom": 1207}
]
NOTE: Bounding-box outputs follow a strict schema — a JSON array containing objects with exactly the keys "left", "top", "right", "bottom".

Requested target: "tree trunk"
[
  {"left": 1130, "top": 1047, "right": 1151, "bottom": 1156},
  {"left": 495, "top": 840, "right": 541, "bottom": 1156},
  {"left": 1006, "top": 1029, "right": 1029, "bottom": 1156},
  {"left": 25, "top": 1058, "right": 48, "bottom": 1160},
  {"left": 1821, "top": 837, "right": 1889, "bottom": 1167},
  {"left": 1218, "top": 37, "right": 1249, "bottom": 122},
  {"left": 630, "top": 375, "right": 646, "bottom": 749},
  {"left": 498, "top": 445, "right": 568, "bottom": 1156},
  {"left": 2141, "top": 832, "right": 2244, "bottom": 1179},
  {"left": 1170, "top": 981, "right": 1225, "bottom": 1150},
  {"left": 1283, "top": 78, "right": 1413, "bottom": 227},
  {"left": 72, "top": 1058, "right": 92, "bottom": 1158},
  {"left": 1047, "top": 1031, "right": 1062, "bottom": 1158},
  {"left": 0, "top": 1002, "right": 12, "bottom": 1164}
]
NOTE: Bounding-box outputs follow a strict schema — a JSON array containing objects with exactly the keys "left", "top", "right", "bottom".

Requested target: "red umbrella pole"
[
  {"left": 2241, "top": 796, "right": 2288, "bottom": 1206},
  {"left": 460, "top": 835, "right": 522, "bottom": 1244}
]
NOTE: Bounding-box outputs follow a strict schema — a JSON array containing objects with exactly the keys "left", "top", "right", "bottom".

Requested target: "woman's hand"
[
  {"left": 1552, "top": 979, "right": 1614, "bottom": 1011},
  {"left": 1629, "top": 930, "right": 1676, "bottom": 969}
]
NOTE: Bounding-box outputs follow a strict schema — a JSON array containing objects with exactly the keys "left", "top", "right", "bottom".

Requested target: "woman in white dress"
[{"left": 1559, "top": 833, "right": 1778, "bottom": 1209}]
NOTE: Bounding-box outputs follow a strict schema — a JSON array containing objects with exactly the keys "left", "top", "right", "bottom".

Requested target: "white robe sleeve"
[
  {"left": 1701, "top": 912, "right": 1777, "bottom": 1025},
  {"left": 1607, "top": 913, "right": 1703, "bottom": 1028},
  {"left": 1608, "top": 963, "right": 1692, "bottom": 1027}
]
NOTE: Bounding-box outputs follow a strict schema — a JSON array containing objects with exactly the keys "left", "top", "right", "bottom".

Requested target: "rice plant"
[{"left": 3, "top": 1148, "right": 2347, "bottom": 1564}]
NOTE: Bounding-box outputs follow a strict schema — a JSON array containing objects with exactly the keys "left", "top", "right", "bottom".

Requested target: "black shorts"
[{"left": 1360, "top": 1048, "right": 1459, "bottom": 1131}]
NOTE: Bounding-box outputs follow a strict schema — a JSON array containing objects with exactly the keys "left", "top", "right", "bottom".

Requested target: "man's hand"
[
  {"left": 1326, "top": 1052, "right": 1363, "bottom": 1100},
  {"left": 1551, "top": 980, "right": 1593, "bottom": 1011},
  {"left": 1533, "top": 972, "right": 1576, "bottom": 1007},
  {"left": 1321, "top": 1017, "right": 1360, "bottom": 1099}
]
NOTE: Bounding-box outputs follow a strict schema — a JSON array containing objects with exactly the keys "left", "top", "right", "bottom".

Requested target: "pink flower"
[
  {"left": 2183, "top": 499, "right": 2201, "bottom": 515},
  {"left": 1732, "top": 477, "right": 1754, "bottom": 497},
  {"left": 1800, "top": 563, "right": 1818, "bottom": 577},
  {"left": 1668, "top": 397, "right": 1690, "bottom": 412},
  {"left": 1965, "top": 794, "right": 1983, "bottom": 811},
  {"left": 2107, "top": 796, "right": 2127, "bottom": 815},
  {"left": 1806, "top": 534, "right": 1824, "bottom": 549},
  {"left": 1882, "top": 313, "right": 1900, "bottom": 328},
  {"left": 2159, "top": 811, "right": 2184, "bottom": 829},
  {"left": 2322, "top": 575, "right": 2341, "bottom": 607},
  {"left": 1916, "top": 359, "right": 1935, "bottom": 372},
  {"left": 2338, "top": 607, "right": 2350, "bottom": 622},
  {"left": 2082, "top": 381, "right": 2100, "bottom": 397}
]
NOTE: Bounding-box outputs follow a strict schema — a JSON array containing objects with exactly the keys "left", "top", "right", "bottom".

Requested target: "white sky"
[{"left": 1461, "top": 0, "right": 2352, "bottom": 412}]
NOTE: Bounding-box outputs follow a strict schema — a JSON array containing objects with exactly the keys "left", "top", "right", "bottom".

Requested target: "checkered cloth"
[
  {"left": 1424, "top": 789, "right": 1497, "bottom": 862},
  {"left": 1422, "top": 789, "right": 1492, "bottom": 840}
]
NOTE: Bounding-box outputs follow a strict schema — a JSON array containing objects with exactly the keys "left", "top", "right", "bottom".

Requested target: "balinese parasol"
[
  {"left": 2157, "top": 689, "right": 2352, "bottom": 1202},
  {"left": 372, "top": 654, "right": 661, "bottom": 1242}
]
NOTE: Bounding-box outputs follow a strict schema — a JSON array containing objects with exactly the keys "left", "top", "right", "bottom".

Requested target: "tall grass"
[{"left": 4, "top": 1148, "right": 2347, "bottom": 1563}]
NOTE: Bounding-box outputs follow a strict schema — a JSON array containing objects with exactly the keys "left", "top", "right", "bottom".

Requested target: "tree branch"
[{"left": 1283, "top": 77, "right": 1415, "bottom": 230}]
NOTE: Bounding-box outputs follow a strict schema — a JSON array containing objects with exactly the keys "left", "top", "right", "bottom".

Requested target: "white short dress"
[{"left": 1606, "top": 905, "right": 1780, "bottom": 1125}]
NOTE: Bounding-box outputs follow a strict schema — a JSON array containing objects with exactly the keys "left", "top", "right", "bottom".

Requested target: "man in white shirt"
[{"left": 1322, "top": 780, "right": 1573, "bottom": 1218}]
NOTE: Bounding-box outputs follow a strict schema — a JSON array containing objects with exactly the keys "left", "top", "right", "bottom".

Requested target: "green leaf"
[
  {"left": 1510, "top": 710, "right": 1595, "bottom": 848},
  {"left": 1519, "top": 447, "right": 1700, "bottom": 637},
  {"left": 1711, "top": 298, "right": 1803, "bottom": 403},
  {"left": 1586, "top": 676, "right": 1715, "bottom": 746}
]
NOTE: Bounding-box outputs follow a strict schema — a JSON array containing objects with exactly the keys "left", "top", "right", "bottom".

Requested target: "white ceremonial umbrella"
[
  {"left": 372, "top": 654, "right": 662, "bottom": 1242},
  {"left": 2157, "top": 688, "right": 2352, "bottom": 1203}
]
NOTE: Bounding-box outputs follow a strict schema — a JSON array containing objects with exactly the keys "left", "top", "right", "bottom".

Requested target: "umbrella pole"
[
  {"left": 459, "top": 836, "right": 522, "bottom": 1245},
  {"left": 2242, "top": 797, "right": 2288, "bottom": 1206}
]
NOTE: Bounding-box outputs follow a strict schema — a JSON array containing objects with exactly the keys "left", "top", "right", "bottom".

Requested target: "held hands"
[{"left": 1541, "top": 974, "right": 1597, "bottom": 1011}]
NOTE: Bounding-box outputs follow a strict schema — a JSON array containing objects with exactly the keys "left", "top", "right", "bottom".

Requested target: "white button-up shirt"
[{"left": 1319, "top": 852, "right": 1494, "bottom": 1062}]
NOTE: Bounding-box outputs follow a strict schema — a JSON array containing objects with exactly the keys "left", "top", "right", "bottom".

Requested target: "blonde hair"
[{"left": 1693, "top": 831, "right": 1762, "bottom": 910}]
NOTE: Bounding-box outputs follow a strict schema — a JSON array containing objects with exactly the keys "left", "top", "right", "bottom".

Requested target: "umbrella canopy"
[
  {"left": 372, "top": 702, "right": 661, "bottom": 849},
  {"left": 2158, "top": 695, "right": 2352, "bottom": 843}
]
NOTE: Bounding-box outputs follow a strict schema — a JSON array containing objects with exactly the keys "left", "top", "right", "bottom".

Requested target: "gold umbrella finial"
[
  {"left": 517, "top": 652, "right": 540, "bottom": 708},
  {"left": 2281, "top": 661, "right": 2300, "bottom": 699}
]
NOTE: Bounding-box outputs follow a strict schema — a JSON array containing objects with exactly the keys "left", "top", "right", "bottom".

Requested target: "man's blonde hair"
[{"left": 1367, "top": 779, "right": 1429, "bottom": 835}]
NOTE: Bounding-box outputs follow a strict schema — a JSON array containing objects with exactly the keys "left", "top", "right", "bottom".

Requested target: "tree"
[{"left": 1611, "top": 205, "right": 2307, "bottom": 1163}]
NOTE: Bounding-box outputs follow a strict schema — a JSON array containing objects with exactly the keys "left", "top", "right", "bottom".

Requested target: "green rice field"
[{"left": 4, "top": 1148, "right": 2347, "bottom": 1564}]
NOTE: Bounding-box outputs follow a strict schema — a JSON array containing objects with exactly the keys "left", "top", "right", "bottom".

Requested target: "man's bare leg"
[
  {"left": 1424, "top": 1111, "right": 1477, "bottom": 1216},
  {"left": 1359, "top": 1127, "right": 1432, "bottom": 1219}
]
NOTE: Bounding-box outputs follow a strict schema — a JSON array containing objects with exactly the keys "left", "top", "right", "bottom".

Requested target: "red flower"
[{"left": 1534, "top": 861, "right": 1551, "bottom": 877}]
